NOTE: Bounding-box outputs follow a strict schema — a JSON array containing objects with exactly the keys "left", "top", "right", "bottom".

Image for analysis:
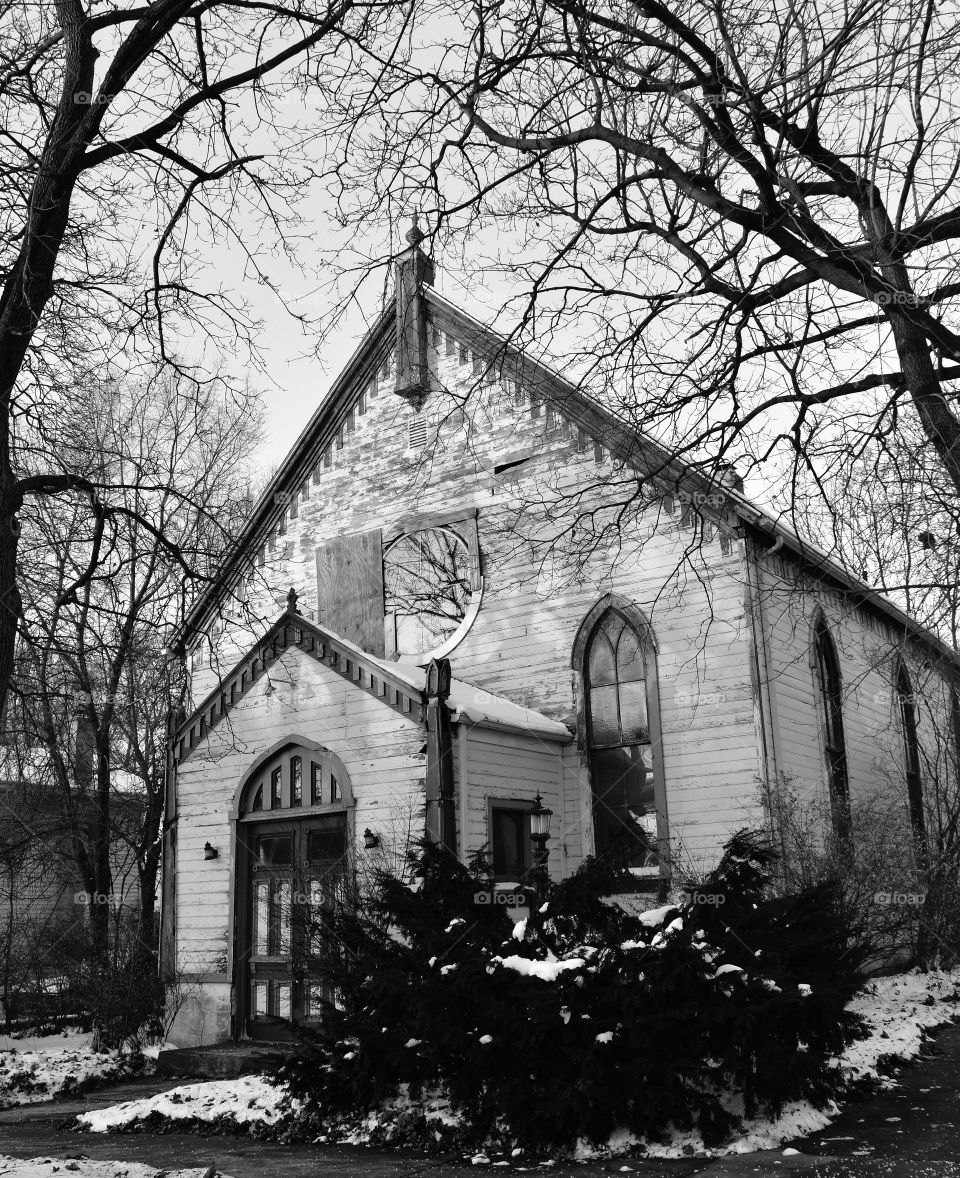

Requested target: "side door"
[
  {"left": 246, "top": 824, "right": 298, "bottom": 1041},
  {"left": 294, "top": 812, "right": 349, "bottom": 1024},
  {"left": 242, "top": 813, "right": 350, "bottom": 1039}
]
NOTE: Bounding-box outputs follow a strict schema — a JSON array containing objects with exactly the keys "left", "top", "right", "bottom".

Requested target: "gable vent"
[{"left": 409, "top": 417, "right": 428, "bottom": 451}]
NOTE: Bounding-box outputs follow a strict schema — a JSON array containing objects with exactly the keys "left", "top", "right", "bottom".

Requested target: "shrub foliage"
[{"left": 277, "top": 830, "right": 866, "bottom": 1150}]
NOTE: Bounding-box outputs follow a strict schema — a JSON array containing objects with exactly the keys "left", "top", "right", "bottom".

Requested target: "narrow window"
[
  {"left": 290, "top": 756, "right": 302, "bottom": 807},
  {"left": 311, "top": 762, "right": 322, "bottom": 806},
  {"left": 897, "top": 664, "right": 926, "bottom": 860},
  {"left": 583, "top": 608, "right": 661, "bottom": 870},
  {"left": 330, "top": 774, "right": 342, "bottom": 803},
  {"left": 271, "top": 765, "right": 283, "bottom": 809},
  {"left": 814, "top": 619, "right": 851, "bottom": 841},
  {"left": 490, "top": 804, "right": 531, "bottom": 882},
  {"left": 952, "top": 688, "right": 960, "bottom": 790},
  {"left": 251, "top": 784, "right": 263, "bottom": 812}
]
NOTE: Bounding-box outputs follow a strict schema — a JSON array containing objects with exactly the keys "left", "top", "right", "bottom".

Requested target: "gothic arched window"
[
  {"left": 896, "top": 663, "right": 926, "bottom": 860},
  {"left": 582, "top": 606, "right": 663, "bottom": 870},
  {"left": 813, "top": 619, "right": 851, "bottom": 841}
]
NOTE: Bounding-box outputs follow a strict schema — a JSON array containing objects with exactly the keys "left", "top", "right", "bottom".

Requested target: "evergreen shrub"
[{"left": 277, "top": 830, "right": 866, "bottom": 1150}]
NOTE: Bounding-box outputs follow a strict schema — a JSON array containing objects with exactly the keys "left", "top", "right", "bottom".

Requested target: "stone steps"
[{"left": 155, "top": 1042, "right": 295, "bottom": 1079}]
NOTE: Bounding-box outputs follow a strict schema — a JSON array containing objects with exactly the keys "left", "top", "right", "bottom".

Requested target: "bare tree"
[
  {"left": 304, "top": 0, "right": 960, "bottom": 572},
  {"left": 11, "top": 374, "right": 261, "bottom": 1041},
  {"left": 788, "top": 416, "right": 960, "bottom": 646},
  {"left": 0, "top": 0, "right": 419, "bottom": 717}
]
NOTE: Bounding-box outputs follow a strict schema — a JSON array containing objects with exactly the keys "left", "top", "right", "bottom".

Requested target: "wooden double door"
[{"left": 236, "top": 813, "right": 348, "bottom": 1040}]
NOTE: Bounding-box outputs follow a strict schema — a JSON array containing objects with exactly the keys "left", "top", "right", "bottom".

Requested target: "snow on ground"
[
  {"left": 0, "top": 1041, "right": 131, "bottom": 1110},
  {"left": 78, "top": 1075, "right": 291, "bottom": 1132},
  {"left": 0, "top": 1158, "right": 231, "bottom": 1178},
  {"left": 575, "top": 967, "right": 960, "bottom": 1160},
  {"left": 74, "top": 968, "right": 960, "bottom": 1160},
  {"left": 0, "top": 1030, "right": 92, "bottom": 1053}
]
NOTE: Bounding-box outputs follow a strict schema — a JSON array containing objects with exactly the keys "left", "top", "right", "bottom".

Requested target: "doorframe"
[{"left": 227, "top": 737, "right": 354, "bottom": 1040}]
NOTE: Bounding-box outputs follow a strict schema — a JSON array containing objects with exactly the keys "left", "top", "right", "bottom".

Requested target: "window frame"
[
  {"left": 573, "top": 598, "right": 667, "bottom": 885},
  {"left": 381, "top": 510, "right": 483, "bottom": 661},
  {"left": 896, "top": 662, "right": 927, "bottom": 862},
  {"left": 487, "top": 798, "right": 533, "bottom": 885},
  {"left": 239, "top": 743, "right": 353, "bottom": 823},
  {"left": 812, "top": 618, "right": 852, "bottom": 843}
]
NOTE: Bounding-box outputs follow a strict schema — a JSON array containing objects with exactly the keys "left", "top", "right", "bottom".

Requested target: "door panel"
[{"left": 240, "top": 814, "right": 348, "bottom": 1040}]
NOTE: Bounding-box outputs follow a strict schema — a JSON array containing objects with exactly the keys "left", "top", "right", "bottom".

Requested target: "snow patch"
[{"left": 495, "top": 955, "right": 584, "bottom": 981}]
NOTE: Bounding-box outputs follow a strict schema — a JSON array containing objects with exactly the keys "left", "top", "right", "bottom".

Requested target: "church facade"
[{"left": 160, "top": 230, "right": 960, "bottom": 1046}]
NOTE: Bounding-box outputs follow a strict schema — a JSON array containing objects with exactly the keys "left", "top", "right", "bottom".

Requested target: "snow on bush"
[
  {"left": 276, "top": 831, "right": 868, "bottom": 1151},
  {"left": 72, "top": 966, "right": 959, "bottom": 1159}
]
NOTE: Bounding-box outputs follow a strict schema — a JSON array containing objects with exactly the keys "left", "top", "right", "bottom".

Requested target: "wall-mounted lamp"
[
  {"left": 204, "top": 842, "right": 219, "bottom": 860},
  {"left": 363, "top": 828, "right": 381, "bottom": 850}
]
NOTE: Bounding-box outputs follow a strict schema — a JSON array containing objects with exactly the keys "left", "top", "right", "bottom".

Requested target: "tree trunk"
[{"left": 888, "top": 312, "right": 960, "bottom": 500}]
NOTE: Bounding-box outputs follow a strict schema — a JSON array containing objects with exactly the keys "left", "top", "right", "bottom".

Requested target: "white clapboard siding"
[
  {"left": 755, "top": 553, "right": 957, "bottom": 849},
  {"left": 169, "top": 644, "right": 423, "bottom": 1041}
]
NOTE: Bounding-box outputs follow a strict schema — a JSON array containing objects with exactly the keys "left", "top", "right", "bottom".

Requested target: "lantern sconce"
[
  {"left": 363, "top": 828, "right": 381, "bottom": 850},
  {"left": 203, "top": 842, "right": 219, "bottom": 861}
]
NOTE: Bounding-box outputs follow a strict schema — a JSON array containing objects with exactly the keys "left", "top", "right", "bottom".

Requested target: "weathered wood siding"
[
  {"left": 168, "top": 644, "right": 423, "bottom": 1044},
  {"left": 185, "top": 320, "right": 760, "bottom": 885},
  {"left": 752, "top": 542, "right": 958, "bottom": 857},
  {"left": 459, "top": 724, "right": 567, "bottom": 872}
]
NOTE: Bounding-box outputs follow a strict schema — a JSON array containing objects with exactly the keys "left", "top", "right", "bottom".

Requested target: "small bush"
[{"left": 277, "top": 830, "right": 866, "bottom": 1151}]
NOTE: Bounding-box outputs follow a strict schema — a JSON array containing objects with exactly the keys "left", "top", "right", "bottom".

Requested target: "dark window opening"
[
  {"left": 307, "top": 814, "right": 348, "bottom": 864},
  {"left": 585, "top": 609, "right": 659, "bottom": 870},
  {"left": 897, "top": 664, "right": 926, "bottom": 861},
  {"left": 815, "top": 620, "right": 851, "bottom": 842},
  {"left": 952, "top": 689, "right": 960, "bottom": 789},
  {"left": 491, "top": 805, "right": 531, "bottom": 882},
  {"left": 257, "top": 833, "right": 293, "bottom": 866},
  {"left": 290, "top": 756, "right": 302, "bottom": 807}
]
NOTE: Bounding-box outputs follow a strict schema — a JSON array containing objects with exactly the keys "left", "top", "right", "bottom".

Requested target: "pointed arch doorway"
[{"left": 233, "top": 740, "right": 354, "bottom": 1040}]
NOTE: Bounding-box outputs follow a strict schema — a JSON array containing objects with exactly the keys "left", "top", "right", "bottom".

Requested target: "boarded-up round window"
[{"left": 384, "top": 527, "right": 472, "bottom": 656}]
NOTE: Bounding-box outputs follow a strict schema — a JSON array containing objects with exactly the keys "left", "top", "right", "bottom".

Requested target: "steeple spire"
[{"left": 394, "top": 213, "right": 434, "bottom": 405}]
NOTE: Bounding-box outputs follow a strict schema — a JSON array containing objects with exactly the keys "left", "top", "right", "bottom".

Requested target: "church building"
[{"left": 160, "top": 225, "right": 960, "bottom": 1046}]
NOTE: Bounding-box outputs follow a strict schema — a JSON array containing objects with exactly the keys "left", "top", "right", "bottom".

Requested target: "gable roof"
[
  {"left": 178, "top": 263, "right": 960, "bottom": 673},
  {"left": 173, "top": 606, "right": 571, "bottom": 766}
]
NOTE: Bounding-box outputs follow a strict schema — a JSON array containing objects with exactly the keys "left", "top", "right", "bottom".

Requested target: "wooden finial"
[
  {"left": 405, "top": 213, "right": 425, "bottom": 248},
  {"left": 286, "top": 585, "right": 298, "bottom": 613}
]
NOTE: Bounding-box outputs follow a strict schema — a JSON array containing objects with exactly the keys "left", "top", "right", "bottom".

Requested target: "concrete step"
[{"left": 155, "top": 1041, "right": 295, "bottom": 1079}]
